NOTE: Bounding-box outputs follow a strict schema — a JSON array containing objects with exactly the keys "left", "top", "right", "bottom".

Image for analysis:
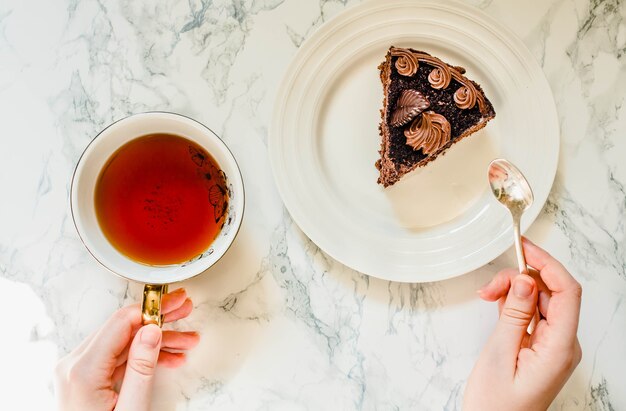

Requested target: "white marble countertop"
[{"left": 0, "top": 0, "right": 624, "bottom": 409}]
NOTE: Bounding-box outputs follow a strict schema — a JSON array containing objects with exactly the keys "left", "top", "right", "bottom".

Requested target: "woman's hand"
[
  {"left": 464, "top": 238, "right": 582, "bottom": 411},
  {"left": 55, "top": 288, "right": 199, "bottom": 411}
]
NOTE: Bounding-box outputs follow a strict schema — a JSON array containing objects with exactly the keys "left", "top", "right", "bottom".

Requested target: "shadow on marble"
[
  {"left": 145, "top": 221, "right": 280, "bottom": 409},
  {"left": 301, "top": 211, "right": 552, "bottom": 315}
]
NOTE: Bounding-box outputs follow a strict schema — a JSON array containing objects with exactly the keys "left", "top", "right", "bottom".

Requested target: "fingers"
[
  {"left": 115, "top": 287, "right": 189, "bottom": 329},
  {"left": 158, "top": 351, "right": 187, "bottom": 368},
  {"left": 115, "top": 351, "right": 188, "bottom": 375},
  {"left": 163, "top": 298, "right": 193, "bottom": 323},
  {"left": 112, "top": 331, "right": 199, "bottom": 385},
  {"left": 115, "top": 345, "right": 131, "bottom": 368},
  {"left": 129, "top": 294, "right": 194, "bottom": 336},
  {"left": 114, "top": 348, "right": 191, "bottom": 381},
  {"left": 528, "top": 267, "right": 552, "bottom": 299},
  {"left": 161, "top": 331, "right": 200, "bottom": 350},
  {"left": 161, "top": 288, "right": 189, "bottom": 315},
  {"left": 81, "top": 305, "right": 138, "bottom": 371},
  {"left": 522, "top": 238, "right": 582, "bottom": 342},
  {"left": 538, "top": 290, "right": 550, "bottom": 318},
  {"left": 497, "top": 296, "right": 506, "bottom": 315},
  {"left": 522, "top": 238, "right": 580, "bottom": 293},
  {"left": 487, "top": 274, "right": 538, "bottom": 373},
  {"left": 114, "top": 330, "right": 199, "bottom": 367},
  {"left": 112, "top": 363, "right": 126, "bottom": 386},
  {"left": 478, "top": 269, "right": 516, "bottom": 301},
  {"left": 113, "top": 290, "right": 194, "bottom": 371},
  {"left": 75, "top": 288, "right": 192, "bottom": 385},
  {"left": 497, "top": 294, "right": 541, "bottom": 327},
  {"left": 530, "top": 318, "right": 549, "bottom": 346},
  {"left": 69, "top": 329, "right": 99, "bottom": 358},
  {"left": 479, "top": 268, "right": 551, "bottom": 303},
  {"left": 124, "top": 288, "right": 189, "bottom": 329},
  {"left": 115, "top": 324, "right": 162, "bottom": 411},
  {"left": 81, "top": 289, "right": 190, "bottom": 366}
]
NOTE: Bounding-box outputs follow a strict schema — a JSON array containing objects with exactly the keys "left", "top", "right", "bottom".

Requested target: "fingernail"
[
  {"left": 140, "top": 324, "right": 162, "bottom": 347},
  {"left": 171, "top": 287, "right": 185, "bottom": 294},
  {"left": 513, "top": 275, "right": 534, "bottom": 298}
]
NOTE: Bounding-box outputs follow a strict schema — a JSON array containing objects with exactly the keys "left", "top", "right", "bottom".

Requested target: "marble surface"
[{"left": 0, "top": 0, "right": 624, "bottom": 409}]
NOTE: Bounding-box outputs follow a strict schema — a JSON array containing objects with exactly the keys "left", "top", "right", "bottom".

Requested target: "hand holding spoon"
[{"left": 488, "top": 159, "right": 534, "bottom": 275}]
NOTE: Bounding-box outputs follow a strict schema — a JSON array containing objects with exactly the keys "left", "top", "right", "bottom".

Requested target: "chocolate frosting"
[
  {"left": 427, "top": 68, "right": 449, "bottom": 89},
  {"left": 390, "top": 48, "right": 418, "bottom": 76},
  {"left": 404, "top": 111, "right": 451, "bottom": 155},
  {"left": 454, "top": 86, "right": 476, "bottom": 110},
  {"left": 390, "top": 47, "right": 487, "bottom": 113}
]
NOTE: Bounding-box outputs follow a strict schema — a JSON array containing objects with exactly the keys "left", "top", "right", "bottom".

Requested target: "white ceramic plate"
[{"left": 270, "top": 0, "right": 559, "bottom": 282}]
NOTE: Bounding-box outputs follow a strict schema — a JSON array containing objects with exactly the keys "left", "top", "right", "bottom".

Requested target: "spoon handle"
[
  {"left": 513, "top": 214, "right": 538, "bottom": 333},
  {"left": 512, "top": 215, "right": 528, "bottom": 274}
]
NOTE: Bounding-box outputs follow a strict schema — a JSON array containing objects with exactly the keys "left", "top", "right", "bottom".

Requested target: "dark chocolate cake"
[{"left": 376, "top": 47, "right": 496, "bottom": 187}]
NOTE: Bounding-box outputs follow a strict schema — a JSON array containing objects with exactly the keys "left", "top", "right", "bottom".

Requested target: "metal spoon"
[{"left": 488, "top": 159, "right": 534, "bottom": 275}]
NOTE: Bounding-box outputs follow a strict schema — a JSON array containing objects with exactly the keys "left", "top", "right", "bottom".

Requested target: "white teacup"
[{"left": 71, "top": 112, "right": 245, "bottom": 325}]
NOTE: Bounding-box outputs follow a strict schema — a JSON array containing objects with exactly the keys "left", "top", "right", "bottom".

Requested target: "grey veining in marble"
[{"left": 0, "top": 0, "right": 624, "bottom": 409}]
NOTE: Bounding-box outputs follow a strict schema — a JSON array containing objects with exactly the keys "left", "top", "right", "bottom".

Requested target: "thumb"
[
  {"left": 490, "top": 275, "right": 538, "bottom": 365},
  {"left": 115, "top": 324, "right": 162, "bottom": 411}
]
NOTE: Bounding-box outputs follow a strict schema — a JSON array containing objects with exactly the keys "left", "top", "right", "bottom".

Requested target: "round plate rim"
[{"left": 269, "top": 0, "right": 559, "bottom": 283}]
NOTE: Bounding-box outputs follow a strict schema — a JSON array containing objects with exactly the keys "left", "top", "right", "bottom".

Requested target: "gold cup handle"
[{"left": 142, "top": 284, "right": 168, "bottom": 327}]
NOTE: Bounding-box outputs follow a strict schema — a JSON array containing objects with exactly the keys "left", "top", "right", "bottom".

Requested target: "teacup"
[{"left": 71, "top": 112, "right": 244, "bottom": 325}]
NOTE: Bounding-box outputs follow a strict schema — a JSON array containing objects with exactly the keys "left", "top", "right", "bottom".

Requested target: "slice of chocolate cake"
[{"left": 376, "top": 47, "right": 496, "bottom": 187}]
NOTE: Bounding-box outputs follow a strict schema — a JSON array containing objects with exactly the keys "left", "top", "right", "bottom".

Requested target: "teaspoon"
[{"left": 488, "top": 158, "right": 534, "bottom": 275}]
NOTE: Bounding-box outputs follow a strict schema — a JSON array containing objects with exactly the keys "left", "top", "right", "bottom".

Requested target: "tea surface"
[{"left": 95, "top": 133, "right": 228, "bottom": 265}]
